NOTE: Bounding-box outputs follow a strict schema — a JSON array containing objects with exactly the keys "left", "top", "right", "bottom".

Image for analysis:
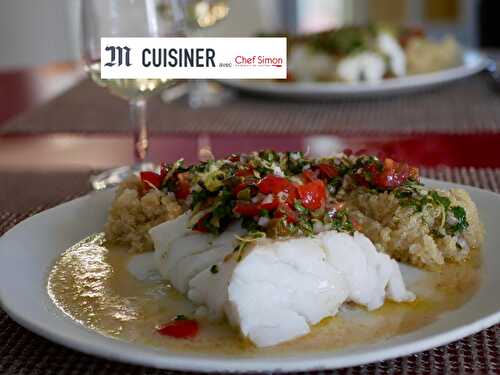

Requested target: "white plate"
[
  {"left": 0, "top": 179, "right": 499, "bottom": 372},
  {"left": 220, "top": 50, "right": 490, "bottom": 100}
]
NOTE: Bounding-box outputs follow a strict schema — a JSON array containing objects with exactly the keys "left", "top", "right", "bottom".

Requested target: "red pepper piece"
[
  {"left": 234, "top": 202, "right": 261, "bottom": 217},
  {"left": 257, "top": 175, "right": 293, "bottom": 194},
  {"left": 259, "top": 197, "right": 280, "bottom": 211},
  {"left": 235, "top": 167, "right": 254, "bottom": 177},
  {"left": 140, "top": 171, "right": 163, "bottom": 191},
  {"left": 284, "top": 185, "right": 298, "bottom": 207},
  {"left": 175, "top": 172, "right": 191, "bottom": 200},
  {"left": 193, "top": 213, "right": 211, "bottom": 233},
  {"left": 297, "top": 180, "right": 326, "bottom": 210},
  {"left": 316, "top": 164, "right": 338, "bottom": 179},
  {"left": 258, "top": 175, "right": 298, "bottom": 207},
  {"left": 364, "top": 158, "right": 419, "bottom": 189},
  {"left": 274, "top": 204, "right": 298, "bottom": 223},
  {"left": 157, "top": 318, "right": 199, "bottom": 339},
  {"left": 233, "top": 183, "right": 249, "bottom": 196},
  {"left": 302, "top": 169, "right": 318, "bottom": 183}
]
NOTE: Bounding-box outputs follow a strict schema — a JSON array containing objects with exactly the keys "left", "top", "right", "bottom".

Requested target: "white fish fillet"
[{"left": 150, "top": 218, "right": 415, "bottom": 347}]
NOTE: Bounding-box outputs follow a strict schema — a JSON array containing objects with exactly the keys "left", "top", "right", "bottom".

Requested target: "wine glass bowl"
[
  {"left": 185, "top": 0, "right": 230, "bottom": 29},
  {"left": 81, "top": 0, "right": 184, "bottom": 188}
]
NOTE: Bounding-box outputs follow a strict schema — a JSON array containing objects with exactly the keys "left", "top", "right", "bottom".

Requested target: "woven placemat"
[
  {"left": 1, "top": 67, "right": 499, "bottom": 136},
  {"left": 0, "top": 171, "right": 92, "bottom": 214},
  {"left": 0, "top": 167, "right": 499, "bottom": 374}
]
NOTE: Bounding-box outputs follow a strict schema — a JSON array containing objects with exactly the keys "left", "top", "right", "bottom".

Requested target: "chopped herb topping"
[
  {"left": 449, "top": 206, "right": 469, "bottom": 235},
  {"left": 393, "top": 183, "right": 469, "bottom": 237},
  {"left": 146, "top": 150, "right": 469, "bottom": 247}
]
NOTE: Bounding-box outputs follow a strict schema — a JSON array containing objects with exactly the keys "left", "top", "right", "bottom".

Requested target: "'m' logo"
[{"left": 104, "top": 46, "right": 131, "bottom": 67}]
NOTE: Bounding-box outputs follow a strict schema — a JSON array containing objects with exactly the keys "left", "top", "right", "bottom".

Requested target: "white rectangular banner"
[{"left": 100, "top": 37, "right": 287, "bottom": 79}]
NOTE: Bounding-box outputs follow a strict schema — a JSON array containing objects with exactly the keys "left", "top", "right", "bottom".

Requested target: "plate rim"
[{"left": 0, "top": 178, "right": 499, "bottom": 372}]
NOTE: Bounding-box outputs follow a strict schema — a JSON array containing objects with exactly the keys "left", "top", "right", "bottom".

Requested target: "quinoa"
[
  {"left": 104, "top": 176, "right": 183, "bottom": 252},
  {"left": 345, "top": 187, "right": 484, "bottom": 269}
]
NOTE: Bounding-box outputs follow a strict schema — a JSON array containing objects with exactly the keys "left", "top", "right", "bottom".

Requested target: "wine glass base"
[{"left": 90, "top": 162, "right": 156, "bottom": 190}]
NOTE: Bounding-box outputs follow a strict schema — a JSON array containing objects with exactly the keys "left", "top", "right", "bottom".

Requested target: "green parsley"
[{"left": 448, "top": 206, "right": 469, "bottom": 235}]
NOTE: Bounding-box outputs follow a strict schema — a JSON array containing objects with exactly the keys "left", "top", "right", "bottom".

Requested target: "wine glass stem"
[{"left": 130, "top": 98, "right": 149, "bottom": 162}]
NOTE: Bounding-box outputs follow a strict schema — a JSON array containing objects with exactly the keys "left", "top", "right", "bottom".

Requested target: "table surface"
[
  {"left": 1, "top": 61, "right": 500, "bottom": 374},
  {"left": 2, "top": 73, "right": 500, "bottom": 136}
]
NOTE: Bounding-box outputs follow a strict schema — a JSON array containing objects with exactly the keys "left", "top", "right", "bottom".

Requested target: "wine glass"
[
  {"left": 81, "top": 0, "right": 184, "bottom": 190},
  {"left": 160, "top": 0, "right": 231, "bottom": 108}
]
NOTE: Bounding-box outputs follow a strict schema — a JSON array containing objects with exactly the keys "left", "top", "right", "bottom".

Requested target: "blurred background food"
[{"left": 285, "top": 25, "right": 462, "bottom": 83}]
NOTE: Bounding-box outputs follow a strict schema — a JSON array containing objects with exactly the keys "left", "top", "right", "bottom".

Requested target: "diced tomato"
[
  {"left": 274, "top": 204, "right": 299, "bottom": 223},
  {"left": 316, "top": 164, "right": 338, "bottom": 179},
  {"left": 274, "top": 204, "right": 298, "bottom": 223},
  {"left": 302, "top": 169, "right": 318, "bottom": 182},
  {"left": 233, "top": 183, "right": 258, "bottom": 199},
  {"left": 233, "top": 183, "right": 248, "bottom": 196},
  {"left": 284, "top": 185, "right": 298, "bottom": 207},
  {"left": 193, "top": 213, "right": 210, "bottom": 233},
  {"left": 175, "top": 172, "right": 191, "bottom": 200},
  {"left": 343, "top": 148, "right": 353, "bottom": 156},
  {"left": 157, "top": 318, "right": 199, "bottom": 339},
  {"left": 287, "top": 209, "right": 298, "bottom": 223},
  {"left": 140, "top": 171, "right": 163, "bottom": 191},
  {"left": 234, "top": 202, "right": 260, "bottom": 217},
  {"left": 258, "top": 175, "right": 297, "bottom": 207},
  {"left": 257, "top": 175, "right": 293, "bottom": 194},
  {"left": 367, "top": 158, "right": 419, "bottom": 189},
  {"left": 235, "top": 168, "right": 254, "bottom": 177},
  {"left": 259, "top": 197, "right": 280, "bottom": 211},
  {"left": 273, "top": 211, "right": 285, "bottom": 221},
  {"left": 297, "top": 180, "right": 326, "bottom": 210},
  {"left": 374, "top": 159, "right": 401, "bottom": 188}
]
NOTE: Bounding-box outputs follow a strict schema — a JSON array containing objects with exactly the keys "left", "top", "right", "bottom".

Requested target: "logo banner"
[{"left": 100, "top": 37, "right": 287, "bottom": 79}]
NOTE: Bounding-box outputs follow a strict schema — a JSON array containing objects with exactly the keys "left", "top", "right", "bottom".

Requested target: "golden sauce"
[{"left": 47, "top": 233, "right": 481, "bottom": 356}]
